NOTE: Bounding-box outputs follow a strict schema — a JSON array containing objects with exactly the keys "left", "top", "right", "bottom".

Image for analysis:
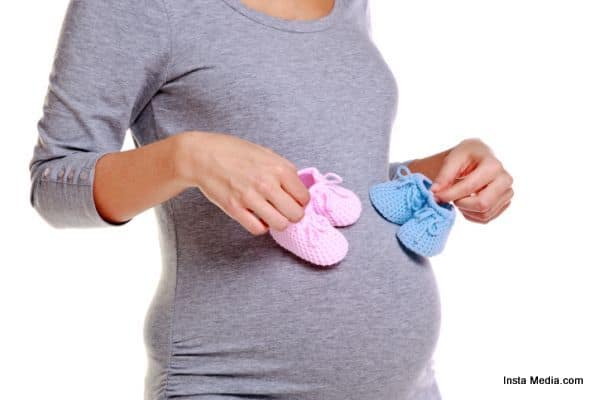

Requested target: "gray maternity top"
[{"left": 29, "top": 0, "right": 442, "bottom": 398}]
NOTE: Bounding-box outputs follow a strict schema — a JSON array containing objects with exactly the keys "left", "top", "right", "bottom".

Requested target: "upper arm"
[{"left": 28, "top": 0, "right": 171, "bottom": 228}]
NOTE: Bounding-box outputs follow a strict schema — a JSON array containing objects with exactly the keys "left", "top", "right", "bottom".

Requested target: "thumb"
[{"left": 431, "top": 152, "right": 467, "bottom": 193}]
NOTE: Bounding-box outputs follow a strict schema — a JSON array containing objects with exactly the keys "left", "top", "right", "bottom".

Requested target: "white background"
[{"left": 1, "top": 1, "right": 598, "bottom": 399}]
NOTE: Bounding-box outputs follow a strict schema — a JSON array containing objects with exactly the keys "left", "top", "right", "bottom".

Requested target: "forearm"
[{"left": 93, "top": 134, "right": 190, "bottom": 224}]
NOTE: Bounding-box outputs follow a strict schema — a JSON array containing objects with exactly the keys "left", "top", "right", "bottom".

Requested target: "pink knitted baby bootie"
[
  {"left": 269, "top": 201, "right": 348, "bottom": 267},
  {"left": 297, "top": 167, "right": 362, "bottom": 227}
]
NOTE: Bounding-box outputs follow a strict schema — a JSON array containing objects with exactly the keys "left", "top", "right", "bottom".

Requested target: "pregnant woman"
[{"left": 29, "top": 0, "right": 513, "bottom": 399}]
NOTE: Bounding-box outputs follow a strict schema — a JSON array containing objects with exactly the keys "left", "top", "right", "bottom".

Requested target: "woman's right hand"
[{"left": 174, "top": 131, "right": 311, "bottom": 235}]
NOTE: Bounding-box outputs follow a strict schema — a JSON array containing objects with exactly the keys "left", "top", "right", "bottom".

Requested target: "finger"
[
  {"left": 460, "top": 188, "right": 513, "bottom": 218},
  {"left": 454, "top": 174, "right": 513, "bottom": 213},
  {"left": 430, "top": 150, "right": 470, "bottom": 192},
  {"left": 280, "top": 169, "right": 311, "bottom": 207},
  {"left": 204, "top": 185, "right": 272, "bottom": 236},
  {"left": 226, "top": 204, "right": 270, "bottom": 236},
  {"left": 462, "top": 199, "right": 512, "bottom": 224},
  {"left": 266, "top": 188, "right": 305, "bottom": 223},
  {"left": 462, "top": 201, "right": 511, "bottom": 224},
  {"left": 435, "top": 158, "right": 500, "bottom": 203},
  {"left": 245, "top": 191, "right": 290, "bottom": 232}
]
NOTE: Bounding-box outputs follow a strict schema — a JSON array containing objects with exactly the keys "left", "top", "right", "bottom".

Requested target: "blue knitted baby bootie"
[
  {"left": 369, "top": 164, "right": 456, "bottom": 257},
  {"left": 396, "top": 198, "right": 456, "bottom": 257},
  {"left": 369, "top": 165, "right": 430, "bottom": 225}
]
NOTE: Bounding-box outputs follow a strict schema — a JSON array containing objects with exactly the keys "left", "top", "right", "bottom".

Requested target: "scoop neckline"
[{"left": 220, "top": 0, "right": 343, "bottom": 33}]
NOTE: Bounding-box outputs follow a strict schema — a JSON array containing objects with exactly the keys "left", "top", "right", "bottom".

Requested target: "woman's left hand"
[{"left": 430, "top": 138, "right": 514, "bottom": 224}]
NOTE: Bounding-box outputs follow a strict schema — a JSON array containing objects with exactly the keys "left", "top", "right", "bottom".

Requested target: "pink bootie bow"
[{"left": 269, "top": 167, "right": 362, "bottom": 266}]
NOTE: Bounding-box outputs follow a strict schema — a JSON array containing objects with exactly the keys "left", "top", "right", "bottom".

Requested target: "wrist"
[{"left": 171, "top": 131, "right": 206, "bottom": 189}]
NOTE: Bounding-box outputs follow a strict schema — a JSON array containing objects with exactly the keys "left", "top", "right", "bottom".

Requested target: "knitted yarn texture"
[
  {"left": 269, "top": 167, "right": 362, "bottom": 266},
  {"left": 369, "top": 165, "right": 456, "bottom": 257}
]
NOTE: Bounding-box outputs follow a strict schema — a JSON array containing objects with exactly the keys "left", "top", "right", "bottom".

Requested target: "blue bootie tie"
[
  {"left": 396, "top": 198, "right": 456, "bottom": 257},
  {"left": 369, "top": 165, "right": 429, "bottom": 225},
  {"left": 369, "top": 165, "right": 456, "bottom": 257}
]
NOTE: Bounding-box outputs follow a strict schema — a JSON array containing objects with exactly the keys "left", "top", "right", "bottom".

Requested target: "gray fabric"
[{"left": 29, "top": 1, "right": 442, "bottom": 399}]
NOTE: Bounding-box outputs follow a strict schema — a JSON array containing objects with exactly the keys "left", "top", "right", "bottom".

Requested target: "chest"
[{"left": 151, "top": 2, "right": 398, "bottom": 155}]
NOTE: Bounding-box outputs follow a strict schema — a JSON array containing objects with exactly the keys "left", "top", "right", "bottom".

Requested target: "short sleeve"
[{"left": 28, "top": 0, "right": 172, "bottom": 228}]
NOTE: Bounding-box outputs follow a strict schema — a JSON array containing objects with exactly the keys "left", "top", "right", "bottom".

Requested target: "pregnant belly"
[{"left": 163, "top": 206, "right": 442, "bottom": 399}]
